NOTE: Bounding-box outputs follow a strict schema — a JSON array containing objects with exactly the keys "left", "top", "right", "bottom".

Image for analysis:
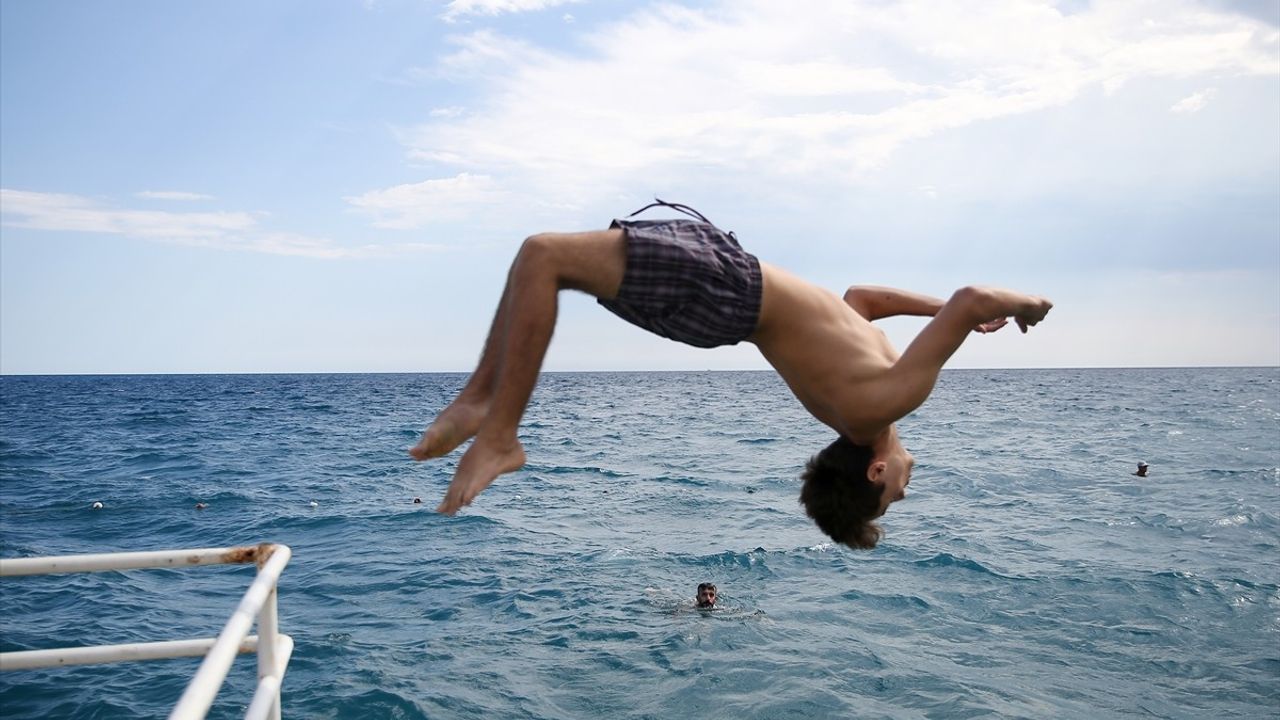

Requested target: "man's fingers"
[{"left": 976, "top": 318, "right": 1009, "bottom": 334}]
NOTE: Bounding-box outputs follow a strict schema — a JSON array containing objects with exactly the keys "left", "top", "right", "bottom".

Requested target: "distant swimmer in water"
[
  {"left": 410, "top": 201, "right": 1052, "bottom": 549},
  {"left": 696, "top": 582, "right": 717, "bottom": 609},
  {"left": 1134, "top": 462, "right": 1149, "bottom": 477}
]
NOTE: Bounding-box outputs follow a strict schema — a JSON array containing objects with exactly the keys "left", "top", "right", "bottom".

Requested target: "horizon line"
[{"left": 2, "top": 364, "right": 1278, "bottom": 378}]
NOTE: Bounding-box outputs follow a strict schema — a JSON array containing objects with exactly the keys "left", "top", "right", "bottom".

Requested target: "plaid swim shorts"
[{"left": 597, "top": 205, "right": 763, "bottom": 349}]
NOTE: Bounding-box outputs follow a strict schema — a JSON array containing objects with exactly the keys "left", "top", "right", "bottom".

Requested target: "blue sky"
[{"left": 2, "top": 0, "right": 1277, "bottom": 374}]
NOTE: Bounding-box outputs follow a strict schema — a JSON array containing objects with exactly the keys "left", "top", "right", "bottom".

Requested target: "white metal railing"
[{"left": 0, "top": 543, "right": 293, "bottom": 720}]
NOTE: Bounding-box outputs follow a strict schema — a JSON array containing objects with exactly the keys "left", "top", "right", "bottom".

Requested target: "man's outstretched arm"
[
  {"left": 870, "top": 286, "right": 1052, "bottom": 424},
  {"left": 844, "top": 285, "right": 1009, "bottom": 333},
  {"left": 843, "top": 286, "right": 943, "bottom": 321}
]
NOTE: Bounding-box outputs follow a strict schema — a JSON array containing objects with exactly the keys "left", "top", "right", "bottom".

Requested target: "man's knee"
[
  {"left": 519, "top": 232, "right": 554, "bottom": 255},
  {"left": 514, "top": 233, "right": 561, "bottom": 272},
  {"left": 515, "top": 230, "right": 624, "bottom": 296}
]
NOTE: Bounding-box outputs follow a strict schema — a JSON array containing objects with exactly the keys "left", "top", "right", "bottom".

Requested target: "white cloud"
[
  {"left": 1170, "top": 87, "right": 1218, "bottom": 112},
  {"left": 432, "top": 29, "right": 545, "bottom": 80},
  {"left": 176, "top": 232, "right": 444, "bottom": 259},
  {"left": 442, "top": 0, "right": 580, "bottom": 22},
  {"left": 0, "top": 189, "right": 439, "bottom": 259},
  {"left": 136, "top": 190, "right": 215, "bottom": 201},
  {"left": 383, "top": 0, "right": 1278, "bottom": 217},
  {"left": 344, "top": 173, "right": 507, "bottom": 229},
  {"left": 3, "top": 189, "right": 254, "bottom": 238}
]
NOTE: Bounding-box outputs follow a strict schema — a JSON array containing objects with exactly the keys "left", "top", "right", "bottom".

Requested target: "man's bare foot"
[
  {"left": 409, "top": 400, "right": 488, "bottom": 460},
  {"left": 436, "top": 436, "right": 526, "bottom": 515}
]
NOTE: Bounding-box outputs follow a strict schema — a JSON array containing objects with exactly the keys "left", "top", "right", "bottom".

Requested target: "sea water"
[{"left": 0, "top": 368, "right": 1277, "bottom": 719}]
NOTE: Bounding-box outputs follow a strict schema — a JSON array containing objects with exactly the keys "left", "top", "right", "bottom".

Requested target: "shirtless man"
[{"left": 410, "top": 202, "right": 1052, "bottom": 549}]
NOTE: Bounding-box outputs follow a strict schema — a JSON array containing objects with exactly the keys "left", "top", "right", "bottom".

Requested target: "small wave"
[
  {"left": 0, "top": 447, "right": 58, "bottom": 463},
  {"left": 911, "top": 552, "right": 1023, "bottom": 580},
  {"left": 316, "top": 689, "right": 428, "bottom": 720},
  {"left": 1213, "top": 514, "right": 1251, "bottom": 527},
  {"left": 1135, "top": 513, "right": 1188, "bottom": 531},
  {"left": 119, "top": 450, "right": 199, "bottom": 466},
  {"left": 591, "top": 546, "right": 639, "bottom": 561},
  {"left": 840, "top": 589, "right": 932, "bottom": 611},
  {"left": 677, "top": 548, "right": 773, "bottom": 572},
  {"left": 649, "top": 473, "right": 709, "bottom": 488},
  {"left": 296, "top": 402, "right": 337, "bottom": 413},
  {"left": 1203, "top": 467, "right": 1277, "bottom": 479},
  {"left": 535, "top": 464, "right": 627, "bottom": 479}
]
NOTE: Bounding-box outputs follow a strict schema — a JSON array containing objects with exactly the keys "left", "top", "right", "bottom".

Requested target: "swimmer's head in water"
[
  {"left": 696, "top": 583, "right": 717, "bottom": 608},
  {"left": 799, "top": 435, "right": 911, "bottom": 550}
]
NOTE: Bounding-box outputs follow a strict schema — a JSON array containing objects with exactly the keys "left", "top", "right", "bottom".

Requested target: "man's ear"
[{"left": 866, "top": 460, "right": 888, "bottom": 483}]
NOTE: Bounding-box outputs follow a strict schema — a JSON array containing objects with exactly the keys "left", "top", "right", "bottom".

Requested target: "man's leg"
[
  {"left": 435, "top": 228, "right": 627, "bottom": 514},
  {"left": 408, "top": 273, "right": 514, "bottom": 460}
]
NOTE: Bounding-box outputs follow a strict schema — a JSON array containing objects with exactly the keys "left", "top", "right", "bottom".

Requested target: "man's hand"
[
  {"left": 1014, "top": 297, "right": 1053, "bottom": 333},
  {"left": 965, "top": 291, "right": 1052, "bottom": 335}
]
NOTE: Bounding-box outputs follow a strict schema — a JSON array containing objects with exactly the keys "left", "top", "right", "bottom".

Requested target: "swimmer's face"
[{"left": 696, "top": 585, "right": 717, "bottom": 608}]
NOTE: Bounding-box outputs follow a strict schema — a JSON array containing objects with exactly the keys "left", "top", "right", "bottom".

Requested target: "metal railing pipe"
[
  {"left": 257, "top": 585, "right": 282, "bottom": 720},
  {"left": 0, "top": 546, "right": 267, "bottom": 577},
  {"left": 1, "top": 542, "right": 293, "bottom": 719},
  {"left": 244, "top": 676, "right": 281, "bottom": 720},
  {"left": 0, "top": 636, "right": 260, "bottom": 671},
  {"left": 244, "top": 635, "right": 294, "bottom": 720},
  {"left": 167, "top": 545, "right": 292, "bottom": 720}
]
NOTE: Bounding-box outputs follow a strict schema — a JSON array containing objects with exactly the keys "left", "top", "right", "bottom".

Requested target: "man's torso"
[{"left": 749, "top": 262, "right": 901, "bottom": 441}]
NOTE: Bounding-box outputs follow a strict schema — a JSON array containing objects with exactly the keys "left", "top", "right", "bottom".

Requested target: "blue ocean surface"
[{"left": 1, "top": 368, "right": 1277, "bottom": 719}]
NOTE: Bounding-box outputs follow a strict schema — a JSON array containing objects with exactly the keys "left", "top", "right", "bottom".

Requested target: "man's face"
[
  {"left": 875, "top": 436, "right": 914, "bottom": 517},
  {"left": 696, "top": 586, "right": 717, "bottom": 608}
]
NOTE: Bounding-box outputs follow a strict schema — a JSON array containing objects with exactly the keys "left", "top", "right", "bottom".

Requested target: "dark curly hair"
[{"left": 798, "top": 436, "right": 885, "bottom": 549}]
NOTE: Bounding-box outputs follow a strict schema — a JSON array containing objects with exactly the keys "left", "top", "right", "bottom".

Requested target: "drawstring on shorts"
[
  {"left": 624, "top": 198, "right": 736, "bottom": 242},
  {"left": 626, "top": 198, "right": 715, "bottom": 226}
]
